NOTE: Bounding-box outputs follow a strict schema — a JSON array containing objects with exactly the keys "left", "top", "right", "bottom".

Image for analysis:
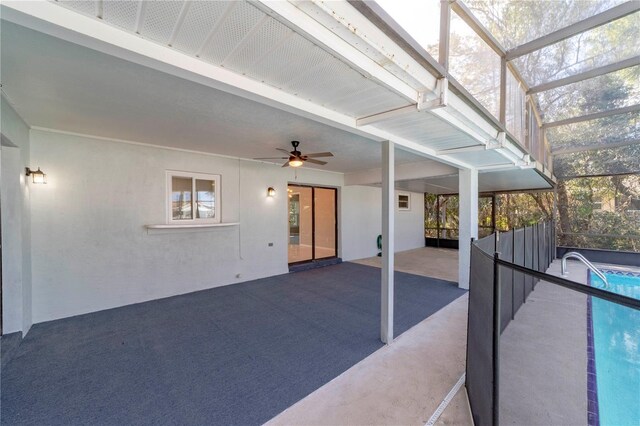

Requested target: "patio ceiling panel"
[
  {"left": 372, "top": 113, "right": 477, "bottom": 151},
  {"left": 272, "top": 0, "right": 514, "bottom": 144},
  {"left": 170, "top": 2, "right": 232, "bottom": 55},
  {"left": 100, "top": 1, "right": 139, "bottom": 31},
  {"left": 11, "top": 0, "right": 556, "bottom": 177},
  {"left": 447, "top": 149, "right": 515, "bottom": 169},
  {"left": 53, "top": 0, "right": 414, "bottom": 126},
  {"left": 394, "top": 167, "right": 550, "bottom": 195}
]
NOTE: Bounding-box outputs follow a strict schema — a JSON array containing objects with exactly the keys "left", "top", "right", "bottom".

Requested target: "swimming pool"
[{"left": 589, "top": 270, "right": 640, "bottom": 426}]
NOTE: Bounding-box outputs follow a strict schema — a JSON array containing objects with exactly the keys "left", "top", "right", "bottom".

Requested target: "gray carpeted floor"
[{"left": 1, "top": 262, "right": 464, "bottom": 425}]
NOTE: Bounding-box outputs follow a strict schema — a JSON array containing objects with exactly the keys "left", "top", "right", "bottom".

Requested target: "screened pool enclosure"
[{"left": 370, "top": 0, "right": 639, "bottom": 253}]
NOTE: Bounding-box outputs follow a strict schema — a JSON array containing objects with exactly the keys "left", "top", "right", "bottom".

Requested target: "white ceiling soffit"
[
  {"left": 1, "top": 21, "right": 437, "bottom": 174},
  {"left": 3, "top": 0, "right": 526, "bottom": 172},
  {"left": 1, "top": 0, "right": 477, "bottom": 170},
  {"left": 394, "top": 168, "right": 553, "bottom": 195},
  {"left": 345, "top": 160, "right": 457, "bottom": 186},
  {"left": 277, "top": 1, "right": 533, "bottom": 167}
]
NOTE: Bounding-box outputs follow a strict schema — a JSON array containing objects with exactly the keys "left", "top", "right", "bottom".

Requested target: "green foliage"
[{"left": 558, "top": 175, "right": 640, "bottom": 251}]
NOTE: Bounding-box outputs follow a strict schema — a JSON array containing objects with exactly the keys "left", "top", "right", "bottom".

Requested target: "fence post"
[
  {"left": 493, "top": 251, "right": 501, "bottom": 426},
  {"left": 537, "top": 223, "right": 541, "bottom": 272},
  {"left": 548, "top": 221, "right": 552, "bottom": 267},
  {"left": 511, "top": 230, "right": 515, "bottom": 320},
  {"left": 523, "top": 226, "right": 527, "bottom": 303},
  {"left": 552, "top": 222, "right": 555, "bottom": 262},
  {"left": 540, "top": 222, "right": 549, "bottom": 272},
  {"left": 553, "top": 220, "right": 557, "bottom": 261},
  {"left": 531, "top": 225, "right": 536, "bottom": 289}
]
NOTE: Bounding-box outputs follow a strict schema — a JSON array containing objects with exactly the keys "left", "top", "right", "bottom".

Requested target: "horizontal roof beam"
[
  {"left": 528, "top": 56, "right": 640, "bottom": 94},
  {"left": 356, "top": 105, "right": 416, "bottom": 127},
  {"left": 542, "top": 104, "right": 640, "bottom": 129},
  {"left": 506, "top": 2, "right": 640, "bottom": 61},
  {"left": 436, "top": 144, "right": 486, "bottom": 155},
  {"left": 252, "top": 0, "right": 419, "bottom": 103},
  {"left": 552, "top": 139, "right": 640, "bottom": 156},
  {"left": 450, "top": 0, "right": 506, "bottom": 57},
  {"left": 344, "top": 160, "right": 457, "bottom": 186}
]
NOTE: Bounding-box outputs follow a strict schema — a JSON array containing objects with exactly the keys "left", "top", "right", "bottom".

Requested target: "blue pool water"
[{"left": 590, "top": 271, "right": 640, "bottom": 426}]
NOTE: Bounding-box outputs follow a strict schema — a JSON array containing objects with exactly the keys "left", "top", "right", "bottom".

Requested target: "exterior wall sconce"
[
  {"left": 267, "top": 187, "right": 276, "bottom": 197},
  {"left": 26, "top": 167, "right": 47, "bottom": 184}
]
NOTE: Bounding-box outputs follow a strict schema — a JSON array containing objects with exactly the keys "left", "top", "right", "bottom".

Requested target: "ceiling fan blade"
[
  {"left": 276, "top": 148, "right": 292, "bottom": 154},
  {"left": 254, "top": 157, "right": 289, "bottom": 160},
  {"left": 304, "top": 158, "right": 327, "bottom": 165},
  {"left": 304, "top": 152, "right": 334, "bottom": 158},
  {"left": 281, "top": 161, "right": 290, "bottom": 168}
]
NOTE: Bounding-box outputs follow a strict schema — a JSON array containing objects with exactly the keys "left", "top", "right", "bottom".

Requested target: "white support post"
[
  {"left": 381, "top": 140, "right": 395, "bottom": 344},
  {"left": 458, "top": 169, "right": 478, "bottom": 290}
]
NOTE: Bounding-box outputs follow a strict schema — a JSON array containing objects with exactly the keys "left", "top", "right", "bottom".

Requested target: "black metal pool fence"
[{"left": 465, "top": 221, "right": 640, "bottom": 426}]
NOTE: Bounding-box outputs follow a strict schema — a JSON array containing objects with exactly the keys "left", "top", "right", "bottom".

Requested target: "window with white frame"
[{"left": 167, "top": 171, "right": 220, "bottom": 224}]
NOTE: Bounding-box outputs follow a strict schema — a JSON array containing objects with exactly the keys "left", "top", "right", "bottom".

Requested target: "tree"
[{"left": 462, "top": 0, "right": 640, "bottom": 251}]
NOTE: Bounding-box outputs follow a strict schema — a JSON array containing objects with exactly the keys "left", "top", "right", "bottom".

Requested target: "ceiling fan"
[{"left": 254, "top": 141, "right": 334, "bottom": 168}]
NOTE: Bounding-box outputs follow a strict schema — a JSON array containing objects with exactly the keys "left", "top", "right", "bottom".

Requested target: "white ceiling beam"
[
  {"left": 252, "top": 0, "right": 417, "bottom": 103},
  {"left": 356, "top": 78, "right": 448, "bottom": 126},
  {"left": 356, "top": 105, "right": 416, "bottom": 127},
  {"left": 439, "top": 0, "right": 451, "bottom": 70},
  {"left": 344, "top": 160, "right": 457, "bottom": 186},
  {"left": 133, "top": 1, "right": 146, "bottom": 34},
  {"left": 95, "top": 0, "right": 103, "bottom": 19},
  {"left": 282, "top": 0, "right": 532, "bottom": 159},
  {"left": 221, "top": 15, "right": 269, "bottom": 65},
  {"left": 290, "top": 0, "right": 439, "bottom": 91},
  {"left": 287, "top": 0, "right": 500, "bottom": 143},
  {"left": 0, "top": 0, "right": 472, "bottom": 170},
  {"left": 296, "top": 0, "right": 549, "bottom": 177},
  {"left": 528, "top": 56, "right": 640, "bottom": 94},
  {"left": 167, "top": 1, "right": 190, "bottom": 47},
  {"left": 195, "top": 1, "right": 237, "bottom": 57},
  {"left": 542, "top": 104, "right": 640, "bottom": 129},
  {"left": 436, "top": 144, "right": 485, "bottom": 155},
  {"left": 506, "top": 2, "right": 640, "bottom": 61}
]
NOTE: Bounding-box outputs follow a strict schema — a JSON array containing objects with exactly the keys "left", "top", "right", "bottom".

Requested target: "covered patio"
[
  {"left": 2, "top": 260, "right": 464, "bottom": 425},
  {"left": 4, "top": 0, "right": 637, "bottom": 424}
]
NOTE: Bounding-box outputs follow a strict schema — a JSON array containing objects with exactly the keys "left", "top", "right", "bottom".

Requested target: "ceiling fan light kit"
[
  {"left": 288, "top": 158, "right": 304, "bottom": 168},
  {"left": 254, "top": 141, "right": 334, "bottom": 168}
]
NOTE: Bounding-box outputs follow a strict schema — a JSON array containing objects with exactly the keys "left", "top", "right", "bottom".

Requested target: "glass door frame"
[{"left": 287, "top": 183, "right": 338, "bottom": 266}]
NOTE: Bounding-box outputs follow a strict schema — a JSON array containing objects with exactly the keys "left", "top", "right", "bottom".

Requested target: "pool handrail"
[{"left": 561, "top": 251, "right": 608, "bottom": 286}]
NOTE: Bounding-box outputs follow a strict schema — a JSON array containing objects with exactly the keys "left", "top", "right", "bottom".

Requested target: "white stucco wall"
[
  {"left": 1, "top": 96, "right": 32, "bottom": 334},
  {"left": 340, "top": 186, "right": 425, "bottom": 261},
  {"left": 29, "top": 129, "right": 350, "bottom": 323},
  {"left": 29, "top": 129, "right": 425, "bottom": 323}
]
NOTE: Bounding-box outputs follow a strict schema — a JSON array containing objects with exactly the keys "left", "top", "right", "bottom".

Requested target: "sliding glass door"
[{"left": 288, "top": 185, "right": 337, "bottom": 264}]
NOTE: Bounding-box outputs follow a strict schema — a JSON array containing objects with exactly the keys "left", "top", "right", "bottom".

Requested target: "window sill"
[{"left": 145, "top": 222, "right": 239, "bottom": 230}]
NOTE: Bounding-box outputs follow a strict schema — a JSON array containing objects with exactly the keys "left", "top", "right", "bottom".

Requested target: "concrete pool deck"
[
  {"left": 267, "top": 295, "right": 472, "bottom": 426},
  {"left": 500, "top": 260, "right": 589, "bottom": 425},
  {"left": 352, "top": 247, "right": 459, "bottom": 282},
  {"left": 268, "top": 247, "right": 472, "bottom": 425}
]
